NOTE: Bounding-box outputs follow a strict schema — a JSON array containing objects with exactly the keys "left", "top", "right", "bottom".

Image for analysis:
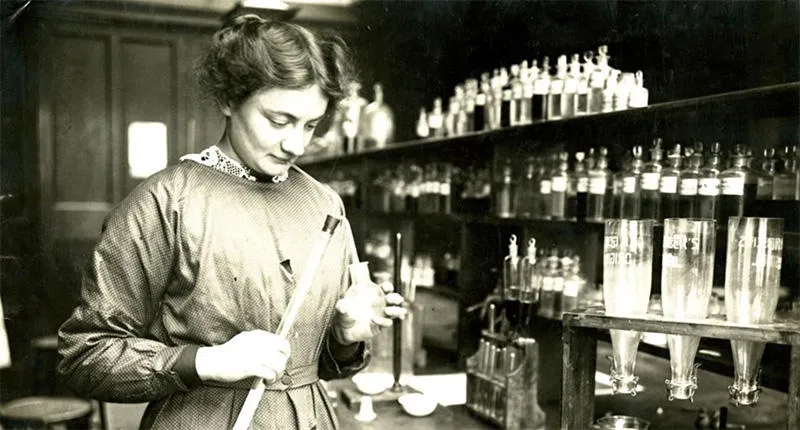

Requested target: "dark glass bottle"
[
  {"left": 568, "top": 151, "right": 587, "bottom": 220},
  {"left": 532, "top": 57, "right": 549, "bottom": 122},
  {"left": 660, "top": 144, "right": 682, "bottom": 221},
  {"left": 439, "top": 163, "right": 452, "bottom": 214},
  {"left": 772, "top": 145, "right": 798, "bottom": 200},
  {"left": 406, "top": 164, "right": 421, "bottom": 214},
  {"left": 719, "top": 145, "right": 758, "bottom": 224},
  {"left": 537, "top": 155, "right": 553, "bottom": 219},
  {"left": 551, "top": 151, "right": 570, "bottom": 219},
  {"left": 640, "top": 138, "right": 663, "bottom": 220},
  {"left": 576, "top": 150, "right": 592, "bottom": 221},
  {"left": 697, "top": 142, "right": 722, "bottom": 221},
  {"left": 678, "top": 144, "right": 703, "bottom": 218},
  {"left": 620, "top": 145, "right": 644, "bottom": 219},
  {"left": 500, "top": 67, "right": 513, "bottom": 128},
  {"left": 756, "top": 148, "right": 776, "bottom": 201},
  {"left": 610, "top": 155, "right": 627, "bottom": 219},
  {"left": 495, "top": 159, "right": 515, "bottom": 218},
  {"left": 587, "top": 147, "right": 611, "bottom": 221},
  {"left": 517, "top": 157, "right": 536, "bottom": 219},
  {"left": 475, "top": 73, "right": 489, "bottom": 132}
]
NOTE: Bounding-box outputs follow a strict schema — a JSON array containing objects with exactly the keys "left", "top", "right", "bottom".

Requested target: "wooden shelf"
[{"left": 299, "top": 81, "right": 800, "bottom": 168}]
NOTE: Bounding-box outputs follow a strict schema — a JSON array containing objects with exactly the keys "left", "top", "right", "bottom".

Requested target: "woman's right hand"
[{"left": 195, "top": 330, "right": 290, "bottom": 384}]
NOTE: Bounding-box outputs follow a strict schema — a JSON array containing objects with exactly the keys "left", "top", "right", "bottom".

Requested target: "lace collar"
[{"left": 180, "top": 146, "right": 288, "bottom": 183}]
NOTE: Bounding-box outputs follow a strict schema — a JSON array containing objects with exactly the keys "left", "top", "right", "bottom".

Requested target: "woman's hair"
[{"left": 197, "top": 14, "right": 355, "bottom": 109}]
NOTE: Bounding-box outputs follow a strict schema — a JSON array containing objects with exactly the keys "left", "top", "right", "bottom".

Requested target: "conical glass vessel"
[
  {"left": 724, "top": 217, "right": 783, "bottom": 406},
  {"left": 660, "top": 218, "right": 716, "bottom": 401},
  {"left": 602, "top": 219, "right": 654, "bottom": 395}
]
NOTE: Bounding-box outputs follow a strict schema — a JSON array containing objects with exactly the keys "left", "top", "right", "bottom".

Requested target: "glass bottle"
[
  {"left": 547, "top": 55, "right": 568, "bottom": 121},
  {"left": 574, "top": 51, "right": 592, "bottom": 116},
  {"left": 620, "top": 145, "right": 644, "bottom": 219},
  {"left": 538, "top": 153, "right": 555, "bottom": 219},
  {"left": 429, "top": 163, "right": 441, "bottom": 213},
  {"left": 503, "top": 235, "right": 521, "bottom": 332},
  {"left": 589, "top": 45, "right": 609, "bottom": 114},
  {"left": 772, "top": 145, "right": 798, "bottom": 200},
  {"left": 719, "top": 145, "right": 758, "bottom": 221},
  {"left": 611, "top": 154, "right": 629, "bottom": 219},
  {"left": 572, "top": 151, "right": 589, "bottom": 221},
  {"left": 476, "top": 73, "right": 489, "bottom": 132},
  {"left": 614, "top": 72, "right": 635, "bottom": 112},
  {"left": 520, "top": 60, "right": 534, "bottom": 125},
  {"left": 519, "top": 238, "right": 540, "bottom": 336},
  {"left": 418, "top": 164, "right": 430, "bottom": 213},
  {"left": 529, "top": 156, "right": 544, "bottom": 219},
  {"left": 562, "top": 53, "right": 581, "bottom": 118},
  {"left": 562, "top": 256, "right": 586, "bottom": 314},
  {"left": 640, "top": 138, "right": 663, "bottom": 220},
  {"left": 500, "top": 67, "right": 513, "bottom": 128},
  {"left": 587, "top": 147, "right": 611, "bottom": 222},
  {"left": 660, "top": 144, "right": 682, "bottom": 221},
  {"left": 406, "top": 164, "right": 422, "bottom": 214},
  {"left": 602, "top": 69, "right": 620, "bottom": 113},
  {"left": 532, "top": 58, "right": 550, "bottom": 122},
  {"left": 429, "top": 98, "right": 445, "bottom": 138},
  {"left": 464, "top": 79, "right": 477, "bottom": 133},
  {"left": 551, "top": 151, "right": 570, "bottom": 219},
  {"left": 495, "top": 158, "right": 515, "bottom": 218},
  {"left": 490, "top": 69, "right": 503, "bottom": 130},
  {"left": 678, "top": 144, "right": 703, "bottom": 218},
  {"left": 509, "top": 63, "right": 523, "bottom": 126},
  {"left": 390, "top": 167, "right": 406, "bottom": 213},
  {"left": 340, "top": 81, "right": 367, "bottom": 153},
  {"left": 439, "top": 163, "right": 453, "bottom": 214},
  {"left": 628, "top": 71, "right": 649, "bottom": 108},
  {"left": 360, "top": 83, "right": 395, "bottom": 149},
  {"left": 697, "top": 142, "right": 722, "bottom": 221},
  {"left": 517, "top": 156, "right": 536, "bottom": 219},
  {"left": 478, "top": 168, "right": 492, "bottom": 215},
  {"left": 538, "top": 249, "right": 560, "bottom": 319},
  {"left": 756, "top": 148, "right": 776, "bottom": 201},
  {"left": 445, "top": 96, "right": 457, "bottom": 138}
]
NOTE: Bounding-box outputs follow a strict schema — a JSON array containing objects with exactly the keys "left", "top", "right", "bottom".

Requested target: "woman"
[{"left": 57, "top": 15, "right": 402, "bottom": 429}]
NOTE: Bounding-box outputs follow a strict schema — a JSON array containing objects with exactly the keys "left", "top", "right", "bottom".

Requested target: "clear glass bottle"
[
  {"left": 416, "top": 108, "right": 429, "bottom": 138},
  {"left": 406, "top": 164, "right": 422, "bottom": 214},
  {"left": 547, "top": 55, "right": 568, "bottom": 120},
  {"left": 340, "top": 81, "right": 367, "bottom": 153},
  {"left": 360, "top": 83, "right": 395, "bottom": 149},
  {"left": 532, "top": 58, "right": 550, "bottom": 122},
  {"left": 719, "top": 145, "right": 758, "bottom": 221},
  {"left": 551, "top": 151, "right": 571, "bottom": 219},
  {"left": 602, "top": 69, "right": 621, "bottom": 113},
  {"left": 503, "top": 235, "right": 521, "bottom": 332},
  {"left": 620, "top": 145, "right": 644, "bottom": 219},
  {"left": 614, "top": 72, "right": 635, "bottom": 111},
  {"left": 589, "top": 45, "right": 609, "bottom": 114},
  {"left": 772, "top": 145, "right": 798, "bottom": 200},
  {"left": 756, "top": 148, "right": 776, "bottom": 200},
  {"left": 445, "top": 96, "right": 457, "bottom": 138},
  {"left": 587, "top": 147, "right": 611, "bottom": 221},
  {"left": 660, "top": 144, "right": 682, "bottom": 221},
  {"left": 495, "top": 158, "right": 515, "bottom": 218},
  {"left": 517, "top": 156, "right": 536, "bottom": 219},
  {"left": 538, "top": 249, "right": 560, "bottom": 320},
  {"left": 562, "top": 256, "right": 586, "bottom": 314},
  {"left": 509, "top": 63, "right": 523, "bottom": 126},
  {"left": 562, "top": 54, "right": 581, "bottom": 118},
  {"left": 500, "top": 67, "right": 512, "bottom": 128},
  {"left": 439, "top": 163, "right": 453, "bottom": 215},
  {"left": 678, "top": 144, "right": 703, "bottom": 218},
  {"left": 476, "top": 73, "right": 489, "bottom": 132},
  {"left": 574, "top": 51, "right": 593, "bottom": 116},
  {"left": 429, "top": 97, "right": 445, "bottom": 138},
  {"left": 490, "top": 69, "right": 503, "bottom": 130},
  {"left": 572, "top": 151, "right": 589, "bottom": 221},
  {"left": 464, "top": 79, "right": 478, "bottom": 133},
  {"left": 519, "top": 238, "right": 539, "bottom": 336},
  {"left": 519, "top": 60, "right": 534, "bottom": 125},
  {"left": 611, "top": 154, "right": 629, "bottom": 219},
  {"left": 538, "top": 153, "right": 555, "bottom": 219},
  {"left": 640, "top": 138, "right": 663, "bottom": 220},
  {"left": 429, "top": 163, "right": 441, "bottom": 213},
  {"left": 697, "top": 142, "right": 722, "bottom": 221},
  {"left": 628, "top": 70, "right": 649, "bottom": 108}
]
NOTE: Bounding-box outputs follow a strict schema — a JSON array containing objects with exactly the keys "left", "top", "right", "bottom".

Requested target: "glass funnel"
[
  {"left": 660, "top": 218, "right": 716, "bottom": 400},
  {"left": 724, "top": 217, "right": 783, "bottom": 406},
  {"left": 602, "top": 219, "right": 655, "bottom": 395}
]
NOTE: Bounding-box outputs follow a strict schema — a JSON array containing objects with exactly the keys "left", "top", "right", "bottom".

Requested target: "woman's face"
[{"left": 221, "top": 84, "right": 328, "bottom": 177}]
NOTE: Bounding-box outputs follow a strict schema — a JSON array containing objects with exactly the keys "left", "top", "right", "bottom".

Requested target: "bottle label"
[
  {"left": 541, "top": 277, "right": 554, "bottom": 291},
  {"left": 679, "top": 178, "right": 699, "bottom": 196},
  {"left": 440, "top": 183, "right": 451, "bottom": 196},
  {"left": 698, "top": 178, "right": 720, "bottom": 196},
  {"left": 533, "top": 80, "right": 549, "bottom": 94},
  {"left": 522, "top": 83, "right": 534, "bottom": 98},
  {"left": 722, "top": 177, "right": 745, "bottom": 196},
  {"left": 429, "top": 115, "right": 443, "bottom": 129},
  {"left": 476, "top": 93, "right": 486, "bottom": 106},
  {"left": 577, "top": 177, "right": 589, "bottom": 193},
  {"left": 502, "top": 89, "right": 512, "bottom": 101},
  {"left": 512, "top": 85, "right": 523, "bottom": 99},
  {"left": 564, "top": 280, "right": 580, "bottom": 297},
  {"left": 660, "top": 176, "right": 678, "bottom": 194},
  {"left": 410, "top": 185, "right": 420, "bottom": 198},
  {"left": 623, "top": 177, "right": 637, "bottom": 193},
  {"left": 641, "top": 172, "right": 660, "bottom": 190},
  {"left": 430, "top": 182, "right": 441, "bottom": 194},
  {"left": 589, "top": 177, "right": 607, "bottom": 195},
  {"left": 552, "top": 278, "right": 564, "bottom": 292},
  {"left": 550, "top": 80, "right": 564, "bottom": 93},
  {"left": 564, "top": 79, "right": 578, "bottom": 93},
  {"left": 552, "top": 176, "right": 567, "bottom": 192},
  {"left": 577, "top": 80, "right": 590, "bottom": 93},
  {"left": 540, "top": 180, "right": 552, "bottom": 194}
]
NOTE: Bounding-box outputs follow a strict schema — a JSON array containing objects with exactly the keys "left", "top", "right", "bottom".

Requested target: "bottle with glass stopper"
[
  {"left": 640, "top": 138, "right": 663, "bottom": 220},
  {"left": 518, "top": 238, "right": 539, "bottom": 336},
  {"left": 503, "top": 235, "right": 521, "bottom": 333},
  {"left": 547, "top": 55, "right": 568, "bottom": 120},
  {"left": 719, "top": 145, "right": 758, "bottom": 221},
  {"left": 587, "top": 147, "right": 611, "bottom": 221},
  {"left": 697, "top": 142, "right": 722, "bottom": 221},
  {"left": 660, "top": 144, "right": 682, "bottom": 221},
  {"left": 551, "top": 151, "right": 571, "bottom": 219},
  {"left": 620, "top": 145, "right": 644, "bottom": 219},
  {"left": 678, "top": 144, "right": 703, "bottom": 218}
]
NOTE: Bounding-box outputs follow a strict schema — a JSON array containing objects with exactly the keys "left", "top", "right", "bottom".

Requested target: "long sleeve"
[{"left": 57, "top": 179, "right": 192, "bottom": 403}]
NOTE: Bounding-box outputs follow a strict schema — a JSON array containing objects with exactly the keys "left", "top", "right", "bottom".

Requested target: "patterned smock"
[{"left": 57, "top": 147, "right": 368, "bottom": 429}]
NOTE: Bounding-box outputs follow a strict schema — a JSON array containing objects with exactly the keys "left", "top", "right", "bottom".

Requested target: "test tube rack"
[
  {"left": 465, "top": 331, "right": 547, "bottom": 430},
  {"left": 561, "top": 308, "right": 800, "bottom": 430}
]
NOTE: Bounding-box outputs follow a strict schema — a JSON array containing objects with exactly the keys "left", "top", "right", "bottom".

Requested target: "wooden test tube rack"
[
  {"left": 561, "top": 308, "right": 800, "bottom": 430},
  {"left": 465, "top": 331, "right": 547, "bottom": 429}
]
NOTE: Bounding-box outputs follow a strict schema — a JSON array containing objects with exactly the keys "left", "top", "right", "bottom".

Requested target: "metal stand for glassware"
[
  {"left": 465, "top": 331, "right": 547, "bottom": 429},
  {"left": 560, "top": 308, "right": 800, "bottom": 430}
]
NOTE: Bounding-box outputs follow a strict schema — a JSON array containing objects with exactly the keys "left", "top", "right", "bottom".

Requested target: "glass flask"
[
  {"left": 725, "top": 217, "right": 783, "bottom": 406},
  {"left": 602, "top": 219, "right": 655, "bottom": 395},
  {"left": 661, "top": 218, "right": 716, "bottom": 401}
]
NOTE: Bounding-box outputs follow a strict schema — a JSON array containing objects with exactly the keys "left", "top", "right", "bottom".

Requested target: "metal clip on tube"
[{"left": 232, "top": 215, "right": 342, "bottom": 430}]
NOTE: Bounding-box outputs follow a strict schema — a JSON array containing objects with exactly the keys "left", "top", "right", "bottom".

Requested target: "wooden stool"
[
  {"left": 0, "top": 397, "right": 93, "bottom": 429},
  {"left": 31, "top": 335, "right": 59, "bottom": 395}
]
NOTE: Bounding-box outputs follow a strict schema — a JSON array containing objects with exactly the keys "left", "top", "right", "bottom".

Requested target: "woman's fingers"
[
  {"left": 385, "top": 292, "right": 404, "bottom": 306},
  {"left": 385, "top": 305, "right": 407, "bottom": 319}
]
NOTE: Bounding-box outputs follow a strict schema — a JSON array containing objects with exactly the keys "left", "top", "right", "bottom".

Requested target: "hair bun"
[{"left": 229, "top": 13, "right": 269, "bottom": 28}]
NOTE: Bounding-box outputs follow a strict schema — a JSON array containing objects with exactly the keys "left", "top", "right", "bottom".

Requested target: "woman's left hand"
[{"left": 332, "top": 281, "right": 407, "bottom": 345}]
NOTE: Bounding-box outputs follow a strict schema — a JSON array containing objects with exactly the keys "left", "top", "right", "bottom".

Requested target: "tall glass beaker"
[
  {"left": 661, "top": 218, "right": 716, "bottom": 400},
  {"left": 725, "top": 217, "right": 783, "bottom": 406},
  {"left": 603, "top": 219, "right": 655, "bottom": 394}
]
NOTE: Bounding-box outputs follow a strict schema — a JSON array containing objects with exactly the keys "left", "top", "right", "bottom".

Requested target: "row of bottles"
[
  {"left": 410, "top": 252, "right": 460, "bottom": 289},
  {"left": 320, "top": 82, "right": 395, "bottom": 155},
  {"left": 493, "top": 141, "right": 799, "bottom": 225},
  {"left": 416, "top": 45, "right": 649, "bottom": 139},
  {"left": 502, "top": 236, "right": 589, "bottom": 337}
]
